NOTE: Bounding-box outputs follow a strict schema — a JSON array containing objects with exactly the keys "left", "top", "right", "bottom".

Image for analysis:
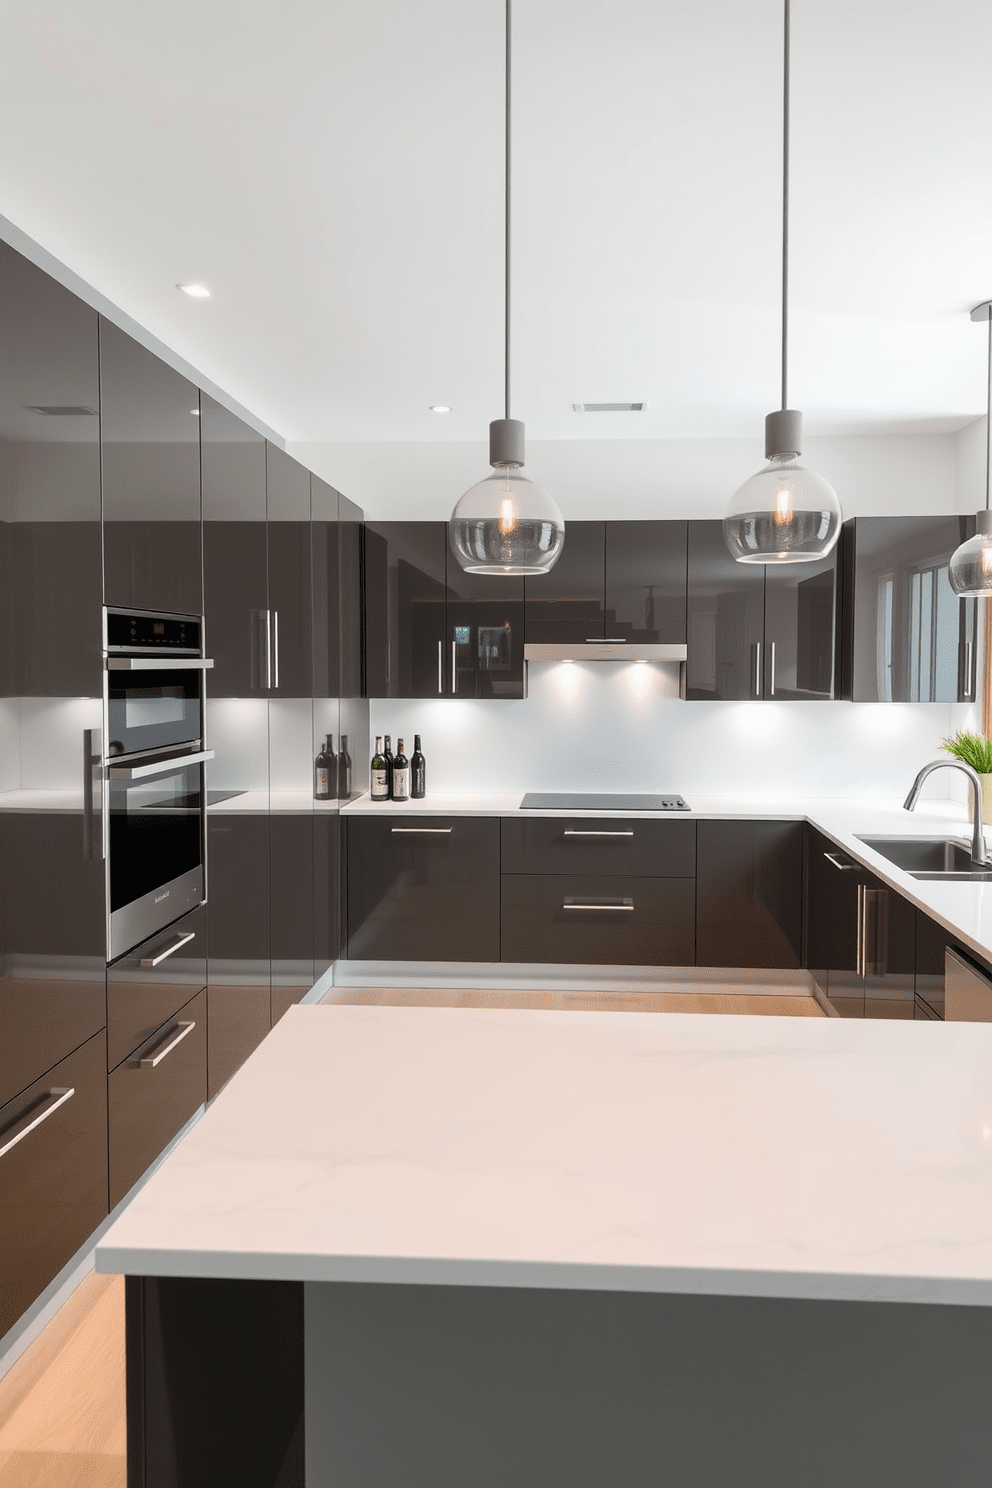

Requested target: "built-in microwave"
[{"left": 104, "top": 608, "right": 214, "bottom": 962}]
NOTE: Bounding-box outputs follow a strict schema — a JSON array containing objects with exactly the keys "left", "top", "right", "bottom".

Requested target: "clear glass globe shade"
[
  {"left": 449, "top": 467, "right": 565, "bottom": 576},
  {"left": 724, "top": 455, "right": 842, "bottom": 564},
  {"left": 948, "top": 532, "right": 992, "bottom": 597}
]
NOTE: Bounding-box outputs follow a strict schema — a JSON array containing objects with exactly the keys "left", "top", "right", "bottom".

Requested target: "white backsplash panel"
[{"left": 372, "top": 661, "right": 975, "bottom": 802}]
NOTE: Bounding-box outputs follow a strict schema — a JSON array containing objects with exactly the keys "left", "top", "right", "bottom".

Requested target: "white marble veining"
[{"left": 95, "top": 1003, "right": 992, "bottom": 1305}]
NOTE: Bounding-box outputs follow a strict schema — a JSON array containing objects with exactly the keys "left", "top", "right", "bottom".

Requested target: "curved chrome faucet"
[{"left": 903, "top": 760, "right": 990, "bottom": 866}]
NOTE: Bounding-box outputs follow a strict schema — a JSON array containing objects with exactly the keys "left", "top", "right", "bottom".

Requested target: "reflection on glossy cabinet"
[
  {"left": 604, "top": 521, "right": 687, "bottom": 644},
  {"left": 915, "top": 912, "right": 949, "bottom": 1019},
  {"left": 0, "top": 1031, "right": 109, "bottom": 1339},
  {"left": 685, "top": 521, "right": 765, "bottom": 700},
  {"left": 101, "top": 319, "right": 201, "bottom": 616},
  {"left": 524, "top": 521, "right": 605, "bottom": 645},
  {"left": 696, "top": 820, "right": 802, "bottom": 969},
  {"left": 347, "top": 816, "right": 500, "bottom": 961},
  {"left": 270, "top": 813, "right": 315, "bottom": 1022},
  {"left": 363, "top": 523, "right": 447, "bottom": 698},
  {"left": 445, "top": 561, "right": 525, "bottom": 699},
  {"left": 201, "top": 395, "right": 267, "bottom": 697},
  {"left": 805, "top": 827, "right": 863, "bottom": 1017},
  {"left": 841, "top": 517, "right": 977, "bottom": 702},
  {"left": 763, "top": 557, "right": 839, "bottom": 699},
  {"left": 266, "top": 445, "right": 312, "bottom": 700},
  {"left": 206, "top": 814, "right": 271, "bottom": 1098}
]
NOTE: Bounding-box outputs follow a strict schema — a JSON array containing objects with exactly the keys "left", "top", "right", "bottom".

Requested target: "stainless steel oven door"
[
  {"left": 107, "top": 749, "right": 213, "bottom": 962},
  {"left": 106, "top": 657, "right": 212, "bottom": 759}
]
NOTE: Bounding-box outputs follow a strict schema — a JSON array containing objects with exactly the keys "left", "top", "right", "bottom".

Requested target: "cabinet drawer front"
[
  {"left": 347, "top": 817, "right": 499, "bottom": 962},
  {"left": 0, "top": 973, "right": 106, "bottom": 1110},
  {"left": 501, "top": 818, "right": 695, "bottom": 877},
  {"left": 0, "top": 1031, "right": 109, "bottom": 1339},
  {"left": 108, "top": 905, "right": 206, "bottom": 1071},
  {"left": 108, "top": 987, "right": 206, "bottom": 1209},
  {"left": 501, "top": 875, "right": 695, "bottom": 966}
]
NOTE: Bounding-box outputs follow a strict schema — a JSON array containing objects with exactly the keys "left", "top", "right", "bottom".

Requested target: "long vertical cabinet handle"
[
  {"left": 82, "top": 728, "right": 103, "bottom": 861},
  {"left": 767, "top": 641, "right": 776, "bottom": 697},
  {"left": 751, "top": 642, "right": 762, "bottom": 699},
  {"left": 264, "top": 610, "right": 273, "bottom": 691},
  {"left": 451, "top": 640, "right": 458, "bottom": 694},
  {"left": 855, "top": 883, "right": 866, "bottom": 978},
  {"left": 271, "top": 610, "right": 279, "bottom": 690},
  {"left": 964, "top": 639, "right": 974, "bottom": 699},
  {"left": 437, "top": 640, "right": 443, "bottom": 694}
]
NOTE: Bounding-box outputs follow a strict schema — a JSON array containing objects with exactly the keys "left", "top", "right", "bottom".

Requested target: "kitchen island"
[{"left": 97, "top": 1001, "right": 992, "bottom": 1487}]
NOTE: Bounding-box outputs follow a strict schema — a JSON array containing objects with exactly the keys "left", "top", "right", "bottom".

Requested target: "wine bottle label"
[
  {"left": 392, "top": 767, "right": 410, "bottom": 799},
  {"left": 316, "top": 769, "right": 330, "bottom": 794},
  {"left": 372, "top": 768, "right": 389, "bottom": 794}
]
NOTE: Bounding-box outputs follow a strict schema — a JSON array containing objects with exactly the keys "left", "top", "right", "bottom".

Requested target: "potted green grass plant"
[{"left": 941, "top": 731, "right": 992, "bottom": 823}]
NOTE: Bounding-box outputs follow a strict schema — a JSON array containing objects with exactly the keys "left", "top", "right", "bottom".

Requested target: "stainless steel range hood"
[{"left": 524, "top": 642, "right": 687, "bottom": 663}]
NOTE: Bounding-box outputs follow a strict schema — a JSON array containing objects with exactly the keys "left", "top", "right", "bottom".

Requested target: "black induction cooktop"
[{"left": 520, "top": 792, "right": 690, "bottom": 812}]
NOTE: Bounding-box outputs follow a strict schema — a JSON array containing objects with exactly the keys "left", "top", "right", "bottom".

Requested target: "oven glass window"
[
  {"left": 108, "top": 669, "right": 202, "bottom": 757},
  {"left": 109, "top": 762, "right": 203, "bottom": 913}
]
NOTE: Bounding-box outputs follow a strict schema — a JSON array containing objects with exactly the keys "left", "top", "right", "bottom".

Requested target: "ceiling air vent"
[
  {"left": 25, "top": 405, "right": 98, "bottom": 416},
  {"left": 572, "top": 402, "right": 646, "bottom": 413}
]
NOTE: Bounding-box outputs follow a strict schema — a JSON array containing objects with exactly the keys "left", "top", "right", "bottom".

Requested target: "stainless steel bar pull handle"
[
  {"left": 563, "top": 830, "right": 634, "bottom": 837},
  {"left": 140, "top": 1021, "right": 196, "bottom": 1069},
  {"left": 767, "top": 641, "right": 776, "bottom": 697},
  {"left": 0, "top": 1088, "right": 74, "bottom": 1159},
  {"left": 140, "top": 931, "right": 196, "bottom": 968},
  {"left": 272, "top": 610, "right": 279, "bottom": 690},
  {"left": 83, "top": 727, "right": 103, "bottom": 861},
  {"left": 110, "top": 749, "right": 214, "bottom": 781},
  {"left": 964, "top": 640, "right": 974, "bottom": 697},
  {"left": 265, "top": 610, "right": 272, "bottom": 690},
  {"left": 391, "top": 827, "right": 452, "bottom": 834},
  {"left": 824, "top": 851, "right": 856, "bottom": 871},
  {"left": 452, "top": 640, "right": 458, "bottom": 694},
  {"left": 856, "top": 883, "right": 867, "bottom": 978},
  {"left": 437, "top": 640, "right": 443, "bottom": 694},
  {"left": 106, "top": 657, "right": 214, "bottom": 672},
  {"left": 752, "top": 642, "right": 762, "bottom": 698},
  {"left": 563, "top": 899, "right": 634, "bottom": 911}
]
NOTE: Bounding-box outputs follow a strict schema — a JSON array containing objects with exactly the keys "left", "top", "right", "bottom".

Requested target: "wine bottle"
[
  {"left": 337, "top": 734, "right": 352, "bottom": 800},
  {"left": 411, "top": 734, "right": 426, "bottom": 799},
  {"left": 314, "top": 735, "right": 334, "bottom": 801},
  {"left": 383, "top": 735, "right": 394, "bottom": 800},
  {"left": 370, "top": 737, "right": 389, "bottom": 800},
  {"left": 391, "top": 738, "right": 410, "bottom": 802}
]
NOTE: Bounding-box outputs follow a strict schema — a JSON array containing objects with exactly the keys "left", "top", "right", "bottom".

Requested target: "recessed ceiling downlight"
[
  {"left": 572, "top": 402, "right": 646, "bottom": 413},
  {"left": 177, "top": 283, "right": 211, "bottom": 298}
]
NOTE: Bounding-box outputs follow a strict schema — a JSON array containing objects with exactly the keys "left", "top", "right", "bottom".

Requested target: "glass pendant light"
[
  {"left": 449, "top": 0, "right": 564, "bottom": 577},
  {"left": 724, "top": 0, "right": 841, "bottom": 565},
  {"left": 949, "top": 301, "right": 992, "bottom": 597}
]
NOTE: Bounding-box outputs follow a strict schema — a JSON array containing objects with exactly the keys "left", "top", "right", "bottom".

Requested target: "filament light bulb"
[
  {"left": 773, "top": 483, "right": 794, "bottom": 526},
  {"left": 498, "top": 490, "right": 518, "bottom": 535}
]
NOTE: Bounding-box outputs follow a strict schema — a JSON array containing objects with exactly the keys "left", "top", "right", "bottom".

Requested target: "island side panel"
[
  {"left": 306, "top": 1281, "right": 992, "bottom": 1488},
  {"left": 126, "top": 1276, "right": 304, "bottom": 1488}
]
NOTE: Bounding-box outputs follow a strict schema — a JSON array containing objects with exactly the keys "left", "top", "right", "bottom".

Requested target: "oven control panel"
[{"left": 106, "top": 608, "right": 201, "bottom": 654}]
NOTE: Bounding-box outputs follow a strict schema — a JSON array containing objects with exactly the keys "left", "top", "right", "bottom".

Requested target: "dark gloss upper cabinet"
[
  {"left": 445, "top": 557, "right": 524, "bottom": 700},
  {"left": 201, "top": 395, "right": 267, "bottom": 697},
  {"left": 101, "top": 320, "right": 201, "bottom": 616},
  {"left": 266, "top": 445, "right": 312, "bottom": 699},
  {"left": 842, "top": 517, "right": 976, "bottom": 702},
  {"left": 604, "top": 521, "right": 687, "bottom": 644},
  {"left": 686, "top": 521, "right": 838, "bottom": 700},
  {"left": 524, "top": 521, "right": 605, "bottom": 645}
]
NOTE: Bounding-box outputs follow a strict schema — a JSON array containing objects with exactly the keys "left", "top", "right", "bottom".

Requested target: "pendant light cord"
[
  {"left": 780, "top": 0, "right": 790, "bottom": 413},
  {"left": 504, "top": 0, "right": 512, "bottom": 422},
  {"left": 986, "top": 309, "right": 991, "bottom": 512}
]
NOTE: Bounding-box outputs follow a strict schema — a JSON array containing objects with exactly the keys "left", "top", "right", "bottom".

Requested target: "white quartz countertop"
[
  {"left": 96, "top": 1002, "right": 992, "bottom": 1305},
  {"left": 342, "top": 792, "right": 992, "bottom": 966}
]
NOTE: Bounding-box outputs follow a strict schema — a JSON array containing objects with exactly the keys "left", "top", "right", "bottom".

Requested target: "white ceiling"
[{"left": 1, "top": 0, "right": 991, "bottom": 445}]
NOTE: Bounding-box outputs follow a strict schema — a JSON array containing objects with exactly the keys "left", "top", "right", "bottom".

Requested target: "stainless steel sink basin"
[{"left": 856, "top": 836, "right": 992, "bottom": 881}]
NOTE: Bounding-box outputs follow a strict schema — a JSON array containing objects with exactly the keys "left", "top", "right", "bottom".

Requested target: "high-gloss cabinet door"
[
  {"left": 501, "top": 817, "right": 695, "bottom": 878},
  {"left": 270, "top": 813, "right": 315, "bottom": 1025},
  {"left": 363, "top": 523, "right": 446, "bottom": 698},
  {"left": 524, "top": 521, "right": 605, "bottom": 645},
  {"left": 206, "top": 813, "right": 270, "bottom": 1099},
  {"left": 696, "top": 820, "right": 802, "bottom": 969},
  {"left": 501, "top": 874, "right": 695, "bottom": 965},
  {"left": 0, "top": 1031, "right": 109, "bottom": 1339},
  {"left": 605, "top": 521, "right": 687, "bottom": 644},
  {"left": 107, "top": 905, "right": 206, "bottom": 1071},
  {"left": 763, "top": 556, "right": 838, "bottom": 700},
  {"left": 862, "top": 870, "right": 915, "bottom": 1019},
  {"left": 842, "top": 517, "right": 977, "bottom": 703},
  {"left": 347, "top": 817, "right": 499, "bottom": 961},
  {"left": 915, "top": 912, "right": 949, "bottom": 1019},
  {"left": 101, "top": 319, "right": 201, "bottom": 616},
  {"left": 266, "top": 445, "right": 312, "bottom": 700},
  {"left": 686, "top": 521, "right": 765, "bottom": 700},
  {"left": 444, "top": 559, "right": 525, "bottom": 699},
  {"left": 201, "top": 396, "right": 268, "bottom": 698},
  {"left": 805, "top": 828, "right": 864, "bottom": 1016}
]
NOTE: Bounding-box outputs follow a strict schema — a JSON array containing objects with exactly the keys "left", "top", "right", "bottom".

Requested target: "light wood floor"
[
  {"left": 0, "top": 984, "right": 820, "bottom": 1482},
  {"left": 324, "top": 985, "right": 824, "bottom": 1016},
  {"left": 0, "top": 1271, "right": 125, "bottom": 1487}
]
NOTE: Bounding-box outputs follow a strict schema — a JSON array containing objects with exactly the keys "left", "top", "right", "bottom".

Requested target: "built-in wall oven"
[{"left": 104, "top": 608, "right": 213, "bottom": 962}]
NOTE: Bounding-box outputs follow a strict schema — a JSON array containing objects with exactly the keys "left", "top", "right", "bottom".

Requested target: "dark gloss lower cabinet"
[
  {"left": 696, "top": 820, "right": 802, "bottom": 969},
  {"left": 501, "top": 817, "right": 694, "bottom": 878},
  {"left": 501, "top": 875, "right": 695, "bottom": 965},
  {"left": 0, "top": 1031, "right": 109, "bottom": 1339},
  {"left": 108, "top": 988, "right": 207, "bottom": 1209},
  {"left": 107, "top": 906, "right": 206, "bottom": 1073},
  {"left": 347, "top": 817, "right": 500, "bottom": 961}
]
